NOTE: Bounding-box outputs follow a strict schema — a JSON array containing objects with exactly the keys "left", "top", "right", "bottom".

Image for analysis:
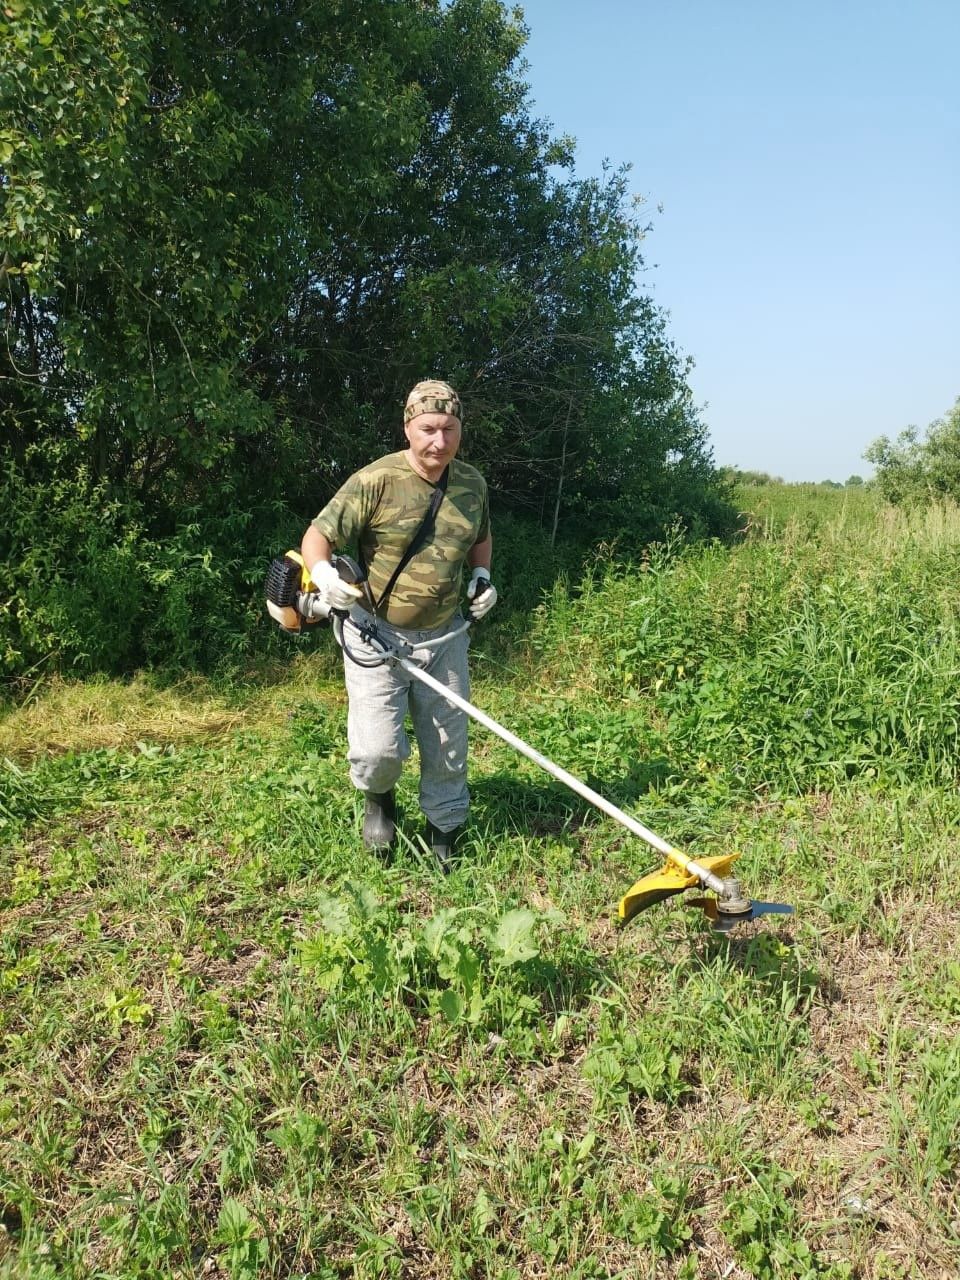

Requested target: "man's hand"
[
  {"left": 310, "top": 559, "right": 363, "bottom": 613},
  {"left": 467, "top": 568, "right": 497, "bottom": 620}
]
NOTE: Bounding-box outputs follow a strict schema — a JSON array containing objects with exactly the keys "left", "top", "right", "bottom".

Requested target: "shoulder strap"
[{"left": 371, "top": 465, "right": 449, "bottom": 614}]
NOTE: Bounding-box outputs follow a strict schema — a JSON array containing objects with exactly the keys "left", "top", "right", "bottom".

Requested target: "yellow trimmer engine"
[{"left": 264, "top": 551, "right": 319, "bottom": 633}]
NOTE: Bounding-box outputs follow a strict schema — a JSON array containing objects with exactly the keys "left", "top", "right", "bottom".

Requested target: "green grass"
[{"left": 2, "top": 490, "right": 959, "bottom": 1279}]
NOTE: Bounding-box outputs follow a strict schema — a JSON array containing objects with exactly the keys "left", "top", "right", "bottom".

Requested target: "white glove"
[
  {"left": 310, "top": 559, "right": 362, "bottom": 613},
  {"left": 467, "top": 568, "right": 498, "bottom": 620}
]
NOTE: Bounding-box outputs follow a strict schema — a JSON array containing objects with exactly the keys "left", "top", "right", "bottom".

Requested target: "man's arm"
[
  {"left": 467, "top": 533, "right": 492, "bottom": 573},
  {"left": 302, "top": 525, "right": 334, "bottom": 571}
]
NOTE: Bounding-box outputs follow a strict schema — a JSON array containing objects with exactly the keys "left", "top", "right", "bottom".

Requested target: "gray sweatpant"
[{"left": 342, "top": 610, "right": 471, "bottom": 831}]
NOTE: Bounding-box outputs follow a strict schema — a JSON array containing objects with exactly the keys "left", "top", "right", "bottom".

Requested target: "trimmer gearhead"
[
  {"left": 689, "top": 881, "right": 794, "bottom": 932},
  {"left": 715, "top": 876, "right": 753, "bottom": 915}
]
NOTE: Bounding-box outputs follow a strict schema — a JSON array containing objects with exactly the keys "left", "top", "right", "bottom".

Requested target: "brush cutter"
[{"left": 265, "top": 551, "right": 793, "bottom": 931}]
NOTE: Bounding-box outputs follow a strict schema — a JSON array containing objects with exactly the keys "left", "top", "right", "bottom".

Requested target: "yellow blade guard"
[{"left": 618, "top": 852, "right": 739, "bottom": 924}]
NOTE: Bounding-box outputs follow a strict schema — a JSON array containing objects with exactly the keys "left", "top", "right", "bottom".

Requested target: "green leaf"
[
  {"left": 422, "top": 907, "right": 461, "bottom": 959},
  {"left": 438, "top": 988, "right": 462, "bottom": 1023},
  {"left": 472, "top": 1186, "right": 496, "bottom": 1233},
  {"left": 216, "top": 1198, "right": 254, "bottom": 1244},
  {"left": 490, "top": 908, "right": 539, "bottom": 965}
]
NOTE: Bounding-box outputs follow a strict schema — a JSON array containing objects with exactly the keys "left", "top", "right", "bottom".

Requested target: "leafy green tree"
[
  {"left": 865, "top": 398, "right": 960, "bottom": 504},
  {"left": 1, "top": 0, "right": 735, "bottom": 677}
]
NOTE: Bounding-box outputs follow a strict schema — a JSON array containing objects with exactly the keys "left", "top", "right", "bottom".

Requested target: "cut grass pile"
[
  {"left": 0, "top": 675, "right": 247, "bottom": 762},
  {"left": 1, "top": 492, "right": 959, "bottom": 1279}
]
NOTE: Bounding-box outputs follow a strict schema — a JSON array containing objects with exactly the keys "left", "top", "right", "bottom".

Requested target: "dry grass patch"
[{"left": 0, "top": 674, "right": 245, "bottom": 761}]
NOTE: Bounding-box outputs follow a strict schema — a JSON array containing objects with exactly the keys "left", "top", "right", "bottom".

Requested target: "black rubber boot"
[
  {"left": 426, "top": 821, "right": 462, "bottom": 873},
  {"left": 362, "top": 791, "right": 396, "bottom": 853}
]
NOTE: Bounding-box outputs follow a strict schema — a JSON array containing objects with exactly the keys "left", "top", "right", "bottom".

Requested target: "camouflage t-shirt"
[{"left": 312, "top": 452, "right": 490, "bottom": 629}]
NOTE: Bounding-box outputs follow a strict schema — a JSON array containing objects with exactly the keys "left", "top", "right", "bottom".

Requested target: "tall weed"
[{"left": 529, "top": 502, "right": 960, "bottom": 791}]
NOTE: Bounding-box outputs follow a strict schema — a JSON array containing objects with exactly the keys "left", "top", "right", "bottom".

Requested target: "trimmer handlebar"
[
  {"left": 330, "top": 552, "right": 481, "bottom": 642},
  {"left": 332, "top": 554, "right": 378, "bottom": 616},
  {"left": 332, "top": 553, "right": 365, "bottom": 587}
]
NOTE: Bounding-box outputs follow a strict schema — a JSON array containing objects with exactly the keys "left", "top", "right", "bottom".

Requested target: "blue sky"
[{"left": 514, "top": 0, "right": 959, "bottom": 482}]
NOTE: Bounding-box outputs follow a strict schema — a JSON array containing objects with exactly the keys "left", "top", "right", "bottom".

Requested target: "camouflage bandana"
[{"left": 404, "top": 379, "right": 462, "bottom": 424}]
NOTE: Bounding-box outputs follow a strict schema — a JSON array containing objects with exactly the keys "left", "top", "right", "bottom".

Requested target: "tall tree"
[{"left": 1, "top": 0, "right": 734, "bottom": 676}]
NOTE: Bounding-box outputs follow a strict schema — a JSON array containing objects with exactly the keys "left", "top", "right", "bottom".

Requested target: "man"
[{"left": 301, "top": 379, "right": 497, "bottom": 868}]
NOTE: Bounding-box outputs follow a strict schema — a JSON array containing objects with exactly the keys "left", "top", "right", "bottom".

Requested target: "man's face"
[{"left": 404, "top": 412, "right": 462, "bottom": 479}]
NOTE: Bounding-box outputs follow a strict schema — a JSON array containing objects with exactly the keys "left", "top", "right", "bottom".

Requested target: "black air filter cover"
[{"left": 265, "top": 555, "right": 302, "bottom": 608}]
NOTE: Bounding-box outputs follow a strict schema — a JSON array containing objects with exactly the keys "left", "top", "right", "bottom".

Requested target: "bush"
[
  {"left": 866, "top": 396, "right": 960, "bottom": 504},
  {"left": 0, "top": 447, "right": 297, "bottom": 680}
]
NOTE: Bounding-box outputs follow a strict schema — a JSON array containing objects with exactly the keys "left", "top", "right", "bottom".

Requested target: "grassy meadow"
[{"left": 2, "top": 486, "right": 959, "bottom": 1279}]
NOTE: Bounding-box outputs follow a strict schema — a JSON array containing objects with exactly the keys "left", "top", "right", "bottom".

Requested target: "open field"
[{"left": 2, "top": 489, "right": 959, "bottom": 1279}]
